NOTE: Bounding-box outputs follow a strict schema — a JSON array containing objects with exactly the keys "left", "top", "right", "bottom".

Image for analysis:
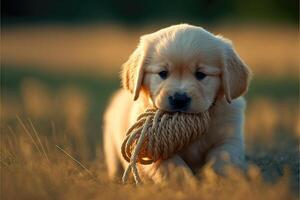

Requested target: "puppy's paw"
[{"left": 208, "top": 151, "right": 247, "bottom": 176}]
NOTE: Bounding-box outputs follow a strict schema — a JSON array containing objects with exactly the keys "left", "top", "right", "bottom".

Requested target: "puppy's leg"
[
  {"left": 103, "top": 129, "right": 123, "bottom": 180},
  {"left": 205, "top": 98, "right": 248, "bottom": 175},
  {"left": 140, "top": 155, "right": 195, "bottom": 183},
  {"left": 205, "top": 140, "right": 246, "bottom": 175}
]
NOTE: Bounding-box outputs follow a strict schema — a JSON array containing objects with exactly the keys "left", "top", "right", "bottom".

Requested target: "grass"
[
  {"left": 1, "top": 66, "right": 299, "bottom": 199},
  {"left": 0, "top": 115, "right": 297, "bottom": 200}
]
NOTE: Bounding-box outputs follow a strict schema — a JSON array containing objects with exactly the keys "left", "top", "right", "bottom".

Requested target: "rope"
[{"left": 121, "top": 108, "right": 210, "bottom": 184}]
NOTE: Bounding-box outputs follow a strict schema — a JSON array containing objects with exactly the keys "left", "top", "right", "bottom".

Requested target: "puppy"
[{"left": 103, "top": 24, "right": 251, "bottom": 182}]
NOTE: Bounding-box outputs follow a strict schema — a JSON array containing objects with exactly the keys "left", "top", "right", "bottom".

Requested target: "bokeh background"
[{"left": 1, "top": 1, "right": 299, "bottom": 199}]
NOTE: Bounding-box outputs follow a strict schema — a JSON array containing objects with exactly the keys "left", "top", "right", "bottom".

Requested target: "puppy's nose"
[{"left": 168, "top": 92, "right": 191, "bottom": 111}]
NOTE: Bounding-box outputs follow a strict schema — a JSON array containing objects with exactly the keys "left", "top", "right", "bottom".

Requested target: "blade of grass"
[
  {"left": 6, "top": 126, "right": 18, "bottom": 159},
  {"left": 16, "top": 116, "right": 42, "bottom": 157},
  {"left": 28, "top": 119, "right": 50, "bottom": 162},
  {"left": 55, "top": 145, "right": 94, "bottom": 178},
  {"left": 7, "top": 125, "right": 17, "bottom": 144},
  {"left": 4, "top": 134, "right": 16, "bottom": 158}
]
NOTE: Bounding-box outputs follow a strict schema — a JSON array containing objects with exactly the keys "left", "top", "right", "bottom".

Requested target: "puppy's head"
[{"left": 122, "top": 24, "right": 251, "bottom": 113}]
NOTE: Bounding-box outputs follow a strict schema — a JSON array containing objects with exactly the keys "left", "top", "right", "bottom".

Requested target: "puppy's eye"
[
  {"left": 195, "top": 71, "right": 207, "bottom": 81},
  {"left": 158, "top": 70, "right": 168, "bottom": 80}
]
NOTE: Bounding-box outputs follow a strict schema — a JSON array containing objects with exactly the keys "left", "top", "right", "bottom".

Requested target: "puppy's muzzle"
[{"left": 168, "top": 92, "right": 191, "bottom": 111}]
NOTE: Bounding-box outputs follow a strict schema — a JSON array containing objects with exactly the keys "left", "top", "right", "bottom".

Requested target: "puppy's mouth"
[
  {"left": 155, "top": 105, "right": 204, "bottom": 114},
  {"left": 164, "top": 107, "right": 193, "bottom": 113},
  {"left": 154, "top": 101, "right": 214, "bottom": 114}
]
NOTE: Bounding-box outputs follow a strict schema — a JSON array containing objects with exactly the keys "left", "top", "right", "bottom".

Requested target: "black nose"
[{"left": 168, "top": 92, "right": 191, "bottom": 111}]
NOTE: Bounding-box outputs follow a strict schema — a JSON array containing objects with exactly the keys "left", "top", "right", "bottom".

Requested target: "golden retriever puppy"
[{"left": 103, "top": 24, "right": 251, "bottom": 182}]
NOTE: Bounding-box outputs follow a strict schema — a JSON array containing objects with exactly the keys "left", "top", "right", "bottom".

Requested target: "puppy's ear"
[
  {"left": 220, "top": 41, "right": 251, "bottom": 103},
  {"left": 121, "top": 41, "right": 149, "bottom": 101}
]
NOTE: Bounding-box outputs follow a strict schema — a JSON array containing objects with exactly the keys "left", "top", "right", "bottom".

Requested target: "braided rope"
[{"left": 121, "top": 108, "right": 210, "bottom": 184}]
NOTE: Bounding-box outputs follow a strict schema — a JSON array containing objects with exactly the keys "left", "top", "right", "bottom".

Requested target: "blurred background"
[{"left": 1, "top": 0, "right": 299, "bottom": 196}]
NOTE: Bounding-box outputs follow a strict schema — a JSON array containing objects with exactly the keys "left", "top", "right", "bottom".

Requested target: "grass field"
[{"left": 1, "top": 24, "right": 299, "bottom": 199}]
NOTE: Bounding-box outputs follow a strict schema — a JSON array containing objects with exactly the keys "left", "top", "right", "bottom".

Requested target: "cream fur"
[{"left": 103, "top": 24, "right": 251, "bottom": 182}]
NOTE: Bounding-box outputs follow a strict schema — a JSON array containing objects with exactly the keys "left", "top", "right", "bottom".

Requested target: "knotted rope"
[{"left": 121, "top": 108, "right": 210, "bottom": 184}]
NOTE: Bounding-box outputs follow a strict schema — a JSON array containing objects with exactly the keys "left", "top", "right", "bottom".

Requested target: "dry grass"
[
  {"left": 0, "top": 118, "right": 296, "bottom": 200},
  {"left": 1, "top": 77, "right": 299, "bottom": 200}
]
